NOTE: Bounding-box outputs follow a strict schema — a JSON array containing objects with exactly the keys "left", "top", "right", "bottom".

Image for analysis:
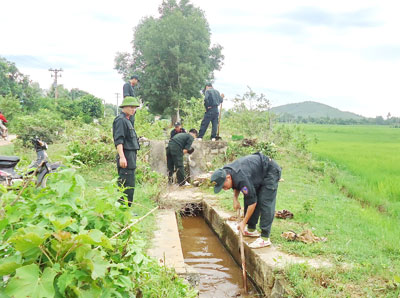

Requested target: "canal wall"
[{"left": 149, "top": 188, "right": 332, "bottom": 297}]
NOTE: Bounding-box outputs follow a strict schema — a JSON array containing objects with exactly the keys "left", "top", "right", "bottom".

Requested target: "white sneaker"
[
  {"left": 211, "top": 138, "right": 216, "bottom": 141},
  {"left": 196, "top": 138, "right": 202, "bottom": 141},
  {"left": 183, "top": 182, "right": 190, "bottom": 186},
  {"left": 249, "top": 237, "right": 271, "bottom": 249},
  {"left": 243, "top": 228, "right": 260, "bottom": 237}
]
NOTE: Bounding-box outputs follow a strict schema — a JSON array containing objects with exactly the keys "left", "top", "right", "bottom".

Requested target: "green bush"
[
  {"left": 0, "top": 93, "right": 22, "bottom": 122},
  {"left": 66, "top": 122, "right": 115, "bottom": 166},
  {"left": 135, "top": 106, "right": 169, "bottom": 139},
  {"left": 11, "top": 109, "right": 64, "bottom": 145}
]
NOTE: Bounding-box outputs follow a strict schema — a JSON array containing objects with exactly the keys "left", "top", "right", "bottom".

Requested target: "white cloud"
[{"left": 1, "top": 0, "right": 399, "bottom": 117}]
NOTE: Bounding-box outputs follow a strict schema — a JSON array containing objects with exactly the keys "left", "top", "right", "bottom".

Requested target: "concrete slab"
[{"left": 147, "top": 209, "right": 188, "bottom": 274}]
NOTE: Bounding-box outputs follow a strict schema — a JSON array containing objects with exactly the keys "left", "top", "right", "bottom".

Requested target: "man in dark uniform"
[
  {"left": 211, "top": 153, "right": 282, "bottom": 248},
  {"left": 198, "top": 83, "right": 224, "bottom": 141},
  {"left": 113, "top": 96, "right": 141, "bottom": 207},
  {"left": 167, "top": 129, "right": 198, "bottom": 186},
  {"left": 170, "top": 121, "right": 187, "bottom": 139},
  {"left": 123, "top": 75, "right": 139, "bottom": 98},
  {"left": 122, "top": 75, "right": 139, "bottom": 127}
]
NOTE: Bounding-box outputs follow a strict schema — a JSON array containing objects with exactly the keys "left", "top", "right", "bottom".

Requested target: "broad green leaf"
[
  {"left": 394, "top": 275, "right": 400, "bottom": 283},
  {"left": 0, "top": 254, "right": 22, "bottom": 275},
  {"left": 133, "top": 253, "right": 144, "bottom": 265},
  {"left": 77, "top": 249, "right": 109, "bottom": 280},
  {"left": 57, "top": 271, "right": 75, "bottom": 293},
  {"left": 8, "top": 227, "right": 51, "bottom": 258},
  {"left": 4, "top": 204, "right": 22, "bottom": 224},
  {"left": 75, "top": 229, "right": 112, "bottom": 249},
  {"left": 87, "top": 250, "right": 109, "bottom": 280},
  {"left": 53, "top": 181, "right": 73, "bottom": 197},
  {"left": 114, "top": 275, "right": 132, "bottom": 289},
  {"left": 51, "top": 217, "right": 76, "bottom": 231},
  {"left": 0, "top": 218, "right": 8, "bottom": 232},
  {"left": 5, "top": 264, "right": 56, "bottom": 298},
  {"left": 74, "top": 174, "right": 86, "bottom": 189},
  {"left": 79, "top": 284, "right": 102, "bottom": 298}
]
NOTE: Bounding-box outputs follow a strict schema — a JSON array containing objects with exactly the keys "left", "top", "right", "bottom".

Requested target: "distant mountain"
[{"left": 270, "top": 101, "right": 364, "bottom": 120}]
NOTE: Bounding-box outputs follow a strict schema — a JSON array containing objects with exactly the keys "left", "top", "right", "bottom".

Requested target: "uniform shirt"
[
  {"left": 169, "top": 133, "right": 194, "bottom": 151},
  {"left": 223, "top": 153, "right": 281, "bottom": 205},
  {"left": 122, "top": 83, "right": 137, "bottom": 127},
  {"left": 123, "top": 82, "right": 136, "bottom": 98},
  {"left": 113, "top": 112, "right": 140, "bottom": 151},
  {"left": 204, "top": 88, "right": 223, "bottom": 108},
  {"left": 170, "top": 127, "right": 187, "bottom": 139}
]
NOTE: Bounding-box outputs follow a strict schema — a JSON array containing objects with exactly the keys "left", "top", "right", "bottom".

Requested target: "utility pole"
[
  {"left": 48, "top": 68, "right": 63, "bottom": 98},
  {"left": 115, "top": 93, "right": 120, "bottom": 116}
]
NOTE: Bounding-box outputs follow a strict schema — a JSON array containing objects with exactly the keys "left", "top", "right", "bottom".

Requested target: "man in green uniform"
[
  {"left": 198, "top": 83, "right": 224, "bottom": 141},
  {"left": 211, "top": 153, "right": 282, "bottom": 248},
  {"left": 113, "top": 96, "right": 141, "bottom": 207},
  {"left": 167, "top": 129, "right": 198, "bottom": 186}
]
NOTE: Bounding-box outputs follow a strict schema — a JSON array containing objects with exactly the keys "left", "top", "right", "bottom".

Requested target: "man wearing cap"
[
  {"left": 167, "top": 129, "right": 198, "bottom": 186},
  {"left": 211, "top": 153, "right": 282, "bottom": 248},
  {"left": 170, "top": 122, "right": 187, "bottom": 139},
  {"left": 113, "top": 96, "right": 141, "bottom": 207},
  {"left": 198, "top": 83, "right": 224, "bottom": 141}
]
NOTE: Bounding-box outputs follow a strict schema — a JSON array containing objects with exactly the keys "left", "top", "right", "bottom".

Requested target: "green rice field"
[{"left": 302, "top": 124, "right": 400, "bottom": 217}]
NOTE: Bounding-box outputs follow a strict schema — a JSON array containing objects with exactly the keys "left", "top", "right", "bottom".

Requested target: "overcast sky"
[{"left": 1, "top": 0, "right": 399, "bottom": 117}]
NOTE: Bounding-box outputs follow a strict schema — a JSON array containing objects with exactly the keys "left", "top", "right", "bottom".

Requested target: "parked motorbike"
[{"left": 0, "top": 138, "right": 63, "bottom": 187}]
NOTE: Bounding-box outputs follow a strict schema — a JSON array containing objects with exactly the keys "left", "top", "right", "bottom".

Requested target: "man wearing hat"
[
  {"left": 211, "top": 153, "right": 282, "bottom": 248},
  {"left": 167, "top": 129, "right": 198, "bottom": 186},
  {"left": 113, "top": 96, "right": 141, "bottom": 207},
  {"left": 170, "top": 121, "right": 187, "bottom": 139},
  {"left": 198, "top": 83, "right": 224, "bottom": 141}
]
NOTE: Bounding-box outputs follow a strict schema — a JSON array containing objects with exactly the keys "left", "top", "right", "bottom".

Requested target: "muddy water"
[{"left": 179, "top": 216, "right": 259, "bottom": 297}]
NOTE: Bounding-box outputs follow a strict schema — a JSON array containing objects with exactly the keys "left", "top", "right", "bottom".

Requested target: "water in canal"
[{"left": 179, "top": 216, "right": 259, "bottom": 297}]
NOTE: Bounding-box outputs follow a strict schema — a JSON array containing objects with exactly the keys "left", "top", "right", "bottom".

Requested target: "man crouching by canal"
[
  {"left": 167, "top": 129, "right": 198, "bottom": 186},
  {"left": 211, "top": 153, "right": 282, "bottom": 248}
]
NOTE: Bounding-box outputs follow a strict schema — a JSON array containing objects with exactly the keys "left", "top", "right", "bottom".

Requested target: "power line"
[
  {"left": 115, "top": 93, "right": 120, "bottom": 116},
  {"left": 48, "top": 68, "right": 63, "bottom": 98}
]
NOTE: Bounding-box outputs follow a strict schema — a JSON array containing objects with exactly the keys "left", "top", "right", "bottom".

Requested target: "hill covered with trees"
[{"left": 271, "top": 101, "right": 364, "bottom": 120}]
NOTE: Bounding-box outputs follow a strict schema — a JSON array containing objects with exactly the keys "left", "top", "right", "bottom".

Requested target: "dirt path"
[{"left": 0, "top": 134, "right": 16, "bottom": 147}]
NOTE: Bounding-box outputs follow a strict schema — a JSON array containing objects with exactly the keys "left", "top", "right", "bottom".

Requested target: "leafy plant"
[
  {"left": 0, "top": 168, "right": 196, "bottom": 297},
  {"left": 65, "top": 122, "right": 115, "bottom": 166},
  {"left": 10, "top": 109, "right": 64, "bottom": 145}
]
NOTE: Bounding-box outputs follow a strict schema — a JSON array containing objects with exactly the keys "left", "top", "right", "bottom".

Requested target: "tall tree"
[
  {"left": 114, "top": 0, "right": 224, "bottom": 118},
  {"left": 0, "top": 56, "right": 43, "bottom": 109}
]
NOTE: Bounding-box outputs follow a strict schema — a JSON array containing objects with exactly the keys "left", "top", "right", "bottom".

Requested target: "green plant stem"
[{"left": 39, "top": 245, "right": 54, "bottom": 266}]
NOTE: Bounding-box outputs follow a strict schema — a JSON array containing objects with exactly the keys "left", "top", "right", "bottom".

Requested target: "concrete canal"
[{"left": 179, "top": 216, "right": 259, "bottom": 297}]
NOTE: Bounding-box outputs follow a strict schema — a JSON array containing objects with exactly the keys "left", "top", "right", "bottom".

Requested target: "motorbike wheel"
[{"left": 40, "top": 175, "right": 48, "bottom": 188}]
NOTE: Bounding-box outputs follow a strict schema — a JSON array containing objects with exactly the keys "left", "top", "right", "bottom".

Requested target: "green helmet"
[{"left": 119, "top": 96, "right": 140, "bottom": 108}]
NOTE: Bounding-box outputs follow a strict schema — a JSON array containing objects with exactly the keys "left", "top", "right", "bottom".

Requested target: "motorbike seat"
[{"left": 0, "top": 156, "right": 20, "bottom": 168}]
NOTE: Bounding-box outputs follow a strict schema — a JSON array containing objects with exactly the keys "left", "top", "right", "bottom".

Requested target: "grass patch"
[{"left": 302, "top": 125, "right": 400, "bottom": 215}]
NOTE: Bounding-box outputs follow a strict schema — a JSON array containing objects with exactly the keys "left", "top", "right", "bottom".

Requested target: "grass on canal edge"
[{"left": 212, "top": 148, "right": 400, "bottom": 297}]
